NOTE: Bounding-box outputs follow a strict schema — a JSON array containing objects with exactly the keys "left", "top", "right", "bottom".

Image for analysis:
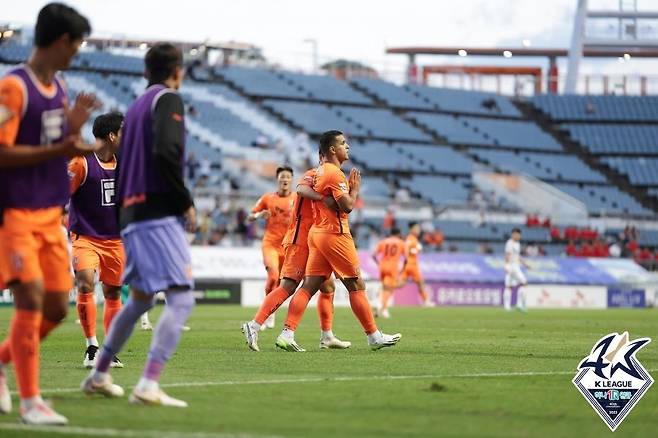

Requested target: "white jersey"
[{"left": 505, "top": 239, "right": 521, "bottom": 266}]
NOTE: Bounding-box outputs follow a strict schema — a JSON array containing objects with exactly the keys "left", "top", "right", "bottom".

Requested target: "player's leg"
[
  {"left": 503, "top": 268, "right": 513, "bottom": 311},
  {"left": 140, "top": 311, "right": 153, "bottom": 330},
  {"left": 262, "top": 246, "right": 281, "bottom": 295},
  {"left": 417, "top": 277, "right": 434, "bottom": 307},
  {"left": 275, "top": 275, "right": 324, "bottom": 352},
  {"left": 74, "top": 267, "right": 99, "bottom": 367},
  {"left": 98, "top": 241, "right": 125, "bottom": 366},
  {"left": 513, "top": 267, "right": 528, "bottom": 313},
  {"left": 131, "top": 287, "right": 194, "bottom": 407},
  {"left": 318, "top": 279, "right": 351, "bottom": 349}
]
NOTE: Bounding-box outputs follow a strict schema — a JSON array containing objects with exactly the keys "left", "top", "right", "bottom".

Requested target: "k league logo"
[{"left": 573, "top": 332, "right": 653, "bottom": 431}]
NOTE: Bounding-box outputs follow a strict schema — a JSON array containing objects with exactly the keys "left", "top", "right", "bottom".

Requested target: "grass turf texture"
[{"left": 0, "top": 305, "right": 657, "bottom": 437}]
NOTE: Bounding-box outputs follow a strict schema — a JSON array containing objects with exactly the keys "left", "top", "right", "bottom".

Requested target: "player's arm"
[
  {"left": 335, "top": 168, "right": 360, "bottom": 213},
  {"left": 152, "top": 92, "right": 195, "bottom": 226},
  {"left": 247, "top": 195, "right": 270, "bottom": 222},
  {"left": 297, "top": 184, "right": 339, "bottom": 210},
  {"left": 67, "top": 157, "right": 87, "bottom": 194},
  {"left": 0, "top": 78, "right": 98, "bottom": 167},
  {"left": 67, "top": 92, "right": 102, "bottom": 135}
]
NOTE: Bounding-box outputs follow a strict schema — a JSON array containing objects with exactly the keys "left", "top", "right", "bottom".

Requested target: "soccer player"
[
  {"left": 242, "top": 156, "right": 350, "bottom": 352},
  {"left": 82, "top": 43, "right": 196, "bottom": 407},
  {"left": 275, "top": 130, "right": 401, "bottom": 351},
  {"left": 402, "top": 222, "right": 433, "bottom": 306},
  {"left": 503, "top": 228, "right": 528, "bottom": 312},
  {"left": 69, "top": 112, "right": 125, "bottom": 368},
  {"left": 373, "top": 227, "right": 406, "bottom": 319},
  {"left": 0, "top": 3, "right": 98, "bottom": 424},
  {"left": 247, "top": 166, "right": 295, "bottom": 329}
]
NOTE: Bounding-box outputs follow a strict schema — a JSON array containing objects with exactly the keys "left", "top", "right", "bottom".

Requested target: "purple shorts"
[{"left": 121, "top": 216, "right": 194, "bottom": 294}]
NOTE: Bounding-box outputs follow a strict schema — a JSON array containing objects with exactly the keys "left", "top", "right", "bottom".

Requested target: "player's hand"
[
  {"left": 259, "top": 210, "right": 271, "bottom": 220},
  {"left": 323, "top": 195, "right": 339, "bottom": 211},
  {"left": 184, "top": 206, "right": 197, "bottom": 233},
  {"left": 348, "top": 167, "right": 361, "bottom": 193},
  {"left": 68, "top": 92, "right": 102, "bottom": 134}
]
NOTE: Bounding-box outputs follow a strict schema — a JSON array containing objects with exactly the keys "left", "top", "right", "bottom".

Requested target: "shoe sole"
[
  {"left": 129, "top": 393, "right": 187, "bottom": 408},
  {"left": 275, "top": 339, "right": 305, "bottom": 352},
  {"left": 319, "top": 342, "right": 352, "bottom": 349}
]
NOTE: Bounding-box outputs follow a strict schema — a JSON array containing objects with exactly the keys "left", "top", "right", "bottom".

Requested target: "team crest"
[{"left": 573, "top": 332, "right": 653, "bottom": 431}]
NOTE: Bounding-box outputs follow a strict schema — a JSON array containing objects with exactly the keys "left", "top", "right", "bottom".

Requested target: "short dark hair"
[
  {"left": 34, "top": 3, "right": 91, "bottom": 48},
  {"left": 409, "top": 221, "right": 418, "bottom": 229},
  {"left": 391, "top": 227, "right": 401, "bottom": 236},
  {"left": 145, "top": 43, "right": 183, "bottom": 85},
  {"left": 92, "top": 112, "right": 123, "bottom": 140},
  {"left": 512, "top": 227, "right": 522, "bottom": 234},
  {"left": 318, "top": 130, "right": 343, "bottom": 156},
  {"left": 276, "top": 165, "right": 293, "bottom": 177}
]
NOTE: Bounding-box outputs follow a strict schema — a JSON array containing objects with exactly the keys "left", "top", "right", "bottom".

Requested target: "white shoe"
[
  {"left": 81, "top": 374, "right": 125, "bottom": 398},
  {"left": 264, "top": 314, "right": 275, "bottom": 329},
  {"left": 20, "top": 402, "right": 68, "bottom": 425},
  {"left": 422, "top": 300, "right": 435, "bottom": 307},
  {"left": 83, "top": 345, "right": 99, "bottom": 369},
  {"left": 369, "top": 332, "right": 402, "bottom": 351},
  {"left": 319, "top": 336, "right": 351, "bottom": 349},
  {"left": 141, "top": 321, "right": 153, "bottom": 331},
  {"left": 241, "top": 322, "right": 260, "bottom": 352},
  {"left": 129, "top": 388, "right": 188, "bottom": 408},
  {"left": 381, "top": 308, "right": 391, "bottom": 319},
  {"left": 275, "top": 335, "right": 306, "bottom": 352},
  {"left": 0, "top": 365, "right": 11, "bottom": 414},
  {"left": 181, "top": 325, "right": 191, "bottom": 331}
]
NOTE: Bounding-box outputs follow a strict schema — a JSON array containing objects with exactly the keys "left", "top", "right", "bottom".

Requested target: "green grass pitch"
[{"left": 0, "top": 305, "right": 656, "bottom": 437}]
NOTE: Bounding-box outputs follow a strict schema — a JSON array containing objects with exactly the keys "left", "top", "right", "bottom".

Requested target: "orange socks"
[
  {"left": 0, "top": 317, "right": 60, "bottom": 365},
  {"left": 317, "top": 292, "right": 334, "bottom": 331},
  {"left": 254, "top": 286, "right": 290, "bottom": 325},
  {"left": 9, "top": 310, "right": 42, "bottom": 398},
  {"left": 76, "top": 292, "right": 96, "bottom": 339},
  {"left": 103, "top": 297, "right": 122, "bottom": 335},
  {"left": 284, "top": 288, "right": 312, "bottom": 331},
  {"left": 349, "top": 290, "right": 378, "bottom": 335}
]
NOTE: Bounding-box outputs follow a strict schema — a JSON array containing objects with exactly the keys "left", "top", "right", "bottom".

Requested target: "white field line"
[
  {"left": 0, "top": 423, "right": 280, "bottom": 438},
  {"left": 11, "top": 368, "right": 656, "bottom": 396}
]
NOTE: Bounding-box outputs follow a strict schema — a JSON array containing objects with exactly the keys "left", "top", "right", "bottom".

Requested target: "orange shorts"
[
  {"left": 380, "top": 267, "right": 400, "bottom": 288},
  {"left": 280, "top": 243, "right": 308, "bottom": 283},
  {"left": 402, "top": 264, "right": 423, "bottom": 283},
  {"left": 0, "top": 207, "right": 73, "bottom": 291},
  {"left": 71, "top": 233, "right": 125, "bottom": 287},
  {"left": 262, "top": 244, "right": 285, "bottom": 274},
  {"left": 306, "top": 232, "right": 360, "bottom": 279}
]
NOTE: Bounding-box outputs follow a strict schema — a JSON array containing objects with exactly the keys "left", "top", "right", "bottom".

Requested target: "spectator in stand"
[
  {"left": 593, "top": 239, "right": 609, "bottom": 258},
  {"left": 524, "top": 244, "right": 539, "bottom": 257},
  {"left": 537, "top": 245, "right": 546, "bottom": 256},
  {"left": 564, "top": 225, "right": 579, "bottom": 241},
  {"left": 478, "top": 243, "right": 494, "bottom": 254},
  {"left": 625, "top": 239, "right": 639, "bottom": 258},
  {"left": 579, "top": 241, "right": 594, "bottom": 258},
  {"left": 541, "top": 217, "right": 551, "bottom": 228},
  {"left": 382, "top": 206, "right": 396, "bottom": 231},
  {"left": 565, "top": 240, "right": 578, "bottom": 257},
  {"left": 526, "top": 214, "right": 540, "bottom": 227},
  {"left": 608, "top": 240, "right": 622, "bottom": 258},
  {"left": 186, "top": 151, "right": 199, "bottom": 181},
  {"left": 550, "top": 226, "right": 561, "bottom": 241},
  {"left": 199, "top": 156, "right": 212, "bottom": 179}
]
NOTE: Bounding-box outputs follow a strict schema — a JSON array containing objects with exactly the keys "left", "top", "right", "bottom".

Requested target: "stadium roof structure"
[{"left": 385, "top": 46, "right": 658, "bottom": 58}]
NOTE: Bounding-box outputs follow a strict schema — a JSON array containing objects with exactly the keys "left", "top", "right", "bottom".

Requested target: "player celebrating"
[
  {"left": 275, "top": 130, "right": 401, "bottom": 351},
  {"left": 242, "top": 156, "right": 350, "bottom": 352},
  {"left": 503, "top": 228, "right": 528, "bottom": 312},
  {"left": 373, "top": 227, "right": 406, "bottom": 319},
  {"left": 0, "top": 3, "right": 98, "bottom": 424},
  {"left": 82, "top": 43, "right": 196, "bottom": 407},
  {"left": 247, "top": 166, "right": 295, "bottom": 329},
  {"left": 69, "top": 112, "right": 125, "bottom": 369},
  {"left": 402, "top": 222, "right": 433, "bottom": 306}
]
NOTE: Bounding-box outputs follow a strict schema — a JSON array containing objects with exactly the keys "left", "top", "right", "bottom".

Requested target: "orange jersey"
[
  {"left": 282, "top": 168, "right": 315, "bottom": 247},
  {"left": 405, "top": 234, "right": 422, "bottom": 266},
  {"left": 375, "top": 236, "right": 406, "bottom": 271},
  {"left": 252, "top": 191, "right": 295, "bottom": 246},
  {"left": 311, "top": 162, "right": 350, "bottom": 234}
]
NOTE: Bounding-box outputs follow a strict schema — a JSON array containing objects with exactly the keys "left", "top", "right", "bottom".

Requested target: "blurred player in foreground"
[
  {"left": 372, "top": 227, "right": 406, "bottom": 318},
  {"left": 503, "top": 228, "right": 528, "bottom": 312},
  {"left": 275, "top": 130, "right": 401, "bottom": 351},
  {"left": 247, "top": 166, "right": 294, "bottom": 329},
  {"left": 402, "top": 222, "right": 433, "bottom": 306},
  {"left": 69, "top": 112, "right": 124, "bottom": 369},
  {"left": 0, "top": 3, "right": 98, "bottom": 424},
  {"left": 242, "top": 154, "right": 350, "bottom": 351},
  {"left": 82, "top": 43, "right": 196, "bottom": 408}
]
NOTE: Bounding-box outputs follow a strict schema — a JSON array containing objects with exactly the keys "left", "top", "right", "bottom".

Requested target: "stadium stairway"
[{"left": 514, "top": 100, "right": 658, "bottom": 214}]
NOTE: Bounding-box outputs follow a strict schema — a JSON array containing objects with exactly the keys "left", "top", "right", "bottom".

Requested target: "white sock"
[
  {"left": 136, "top": 377, "right": 159, "bottom": 392},
  {"left": 280, "top": 328, "right": 295, "bottom": 340},
  {"left": 248, "top": 320, "right": 261, "bottom": 331},
  {"left": 20, "top": 395, "right": 44, "bottom": 411},
  {"left": 141, "top": 313, "right": 150, "bottom": 324},
  {"left": 86, "top": 336, "right": 99, "bottom": 347},
  {"left": 92, "top": 369, "right": 109, "bottom": 384},
  {"left": 367, "top": 330, "right": 383, "bottom": 344},
  {"left": 517, "top": 287, "right": 526, "bottom": 309},
  {"left": 321, "top": 330, "right": 334, "bottom": 339},
  {"left": 503, "top": 288, "right": 512, "bottom": 310}
]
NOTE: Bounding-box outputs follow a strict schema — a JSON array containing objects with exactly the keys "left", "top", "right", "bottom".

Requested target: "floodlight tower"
[{"left": 566, "top": 0, "right": 658, "bottom": 93}]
